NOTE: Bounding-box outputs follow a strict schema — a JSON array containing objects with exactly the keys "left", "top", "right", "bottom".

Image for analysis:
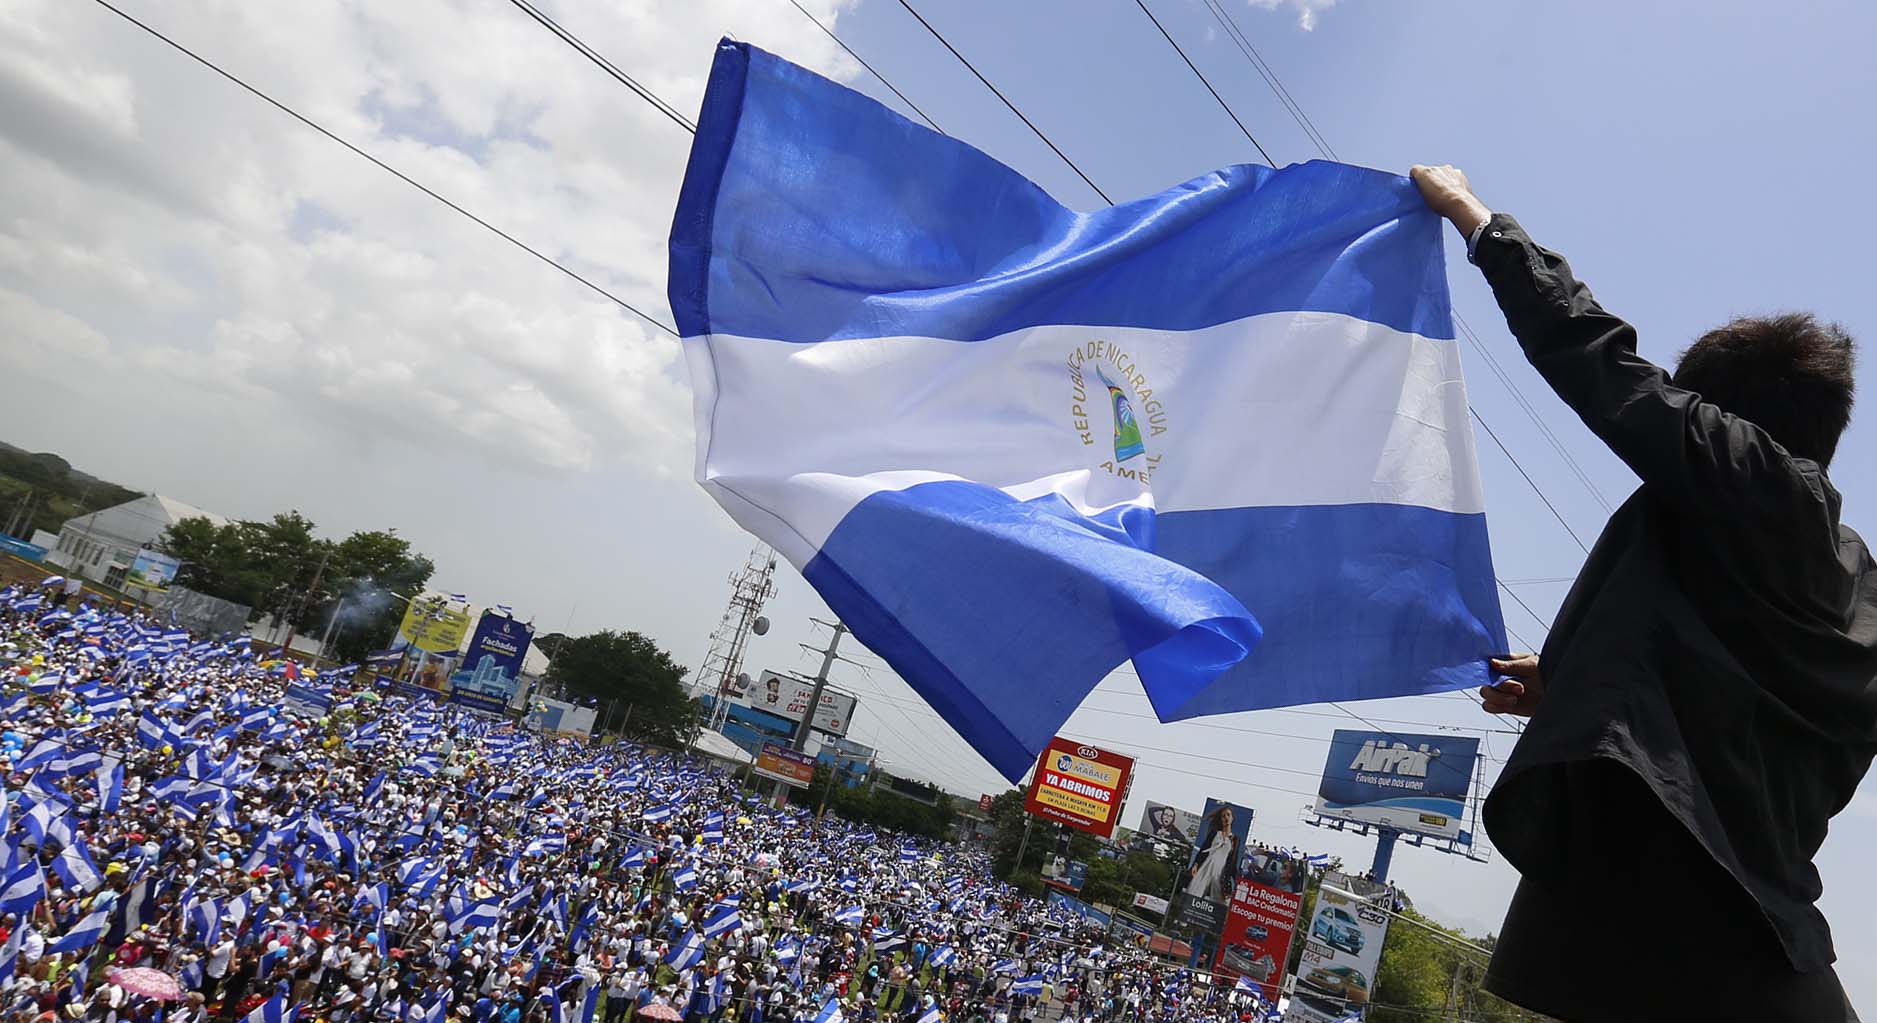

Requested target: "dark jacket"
[{"left": 1473, "top": 215, "right": 1877, "bottom": 971}]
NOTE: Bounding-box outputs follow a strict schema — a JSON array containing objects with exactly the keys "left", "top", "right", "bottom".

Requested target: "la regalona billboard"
[
  {"left": 1023, "top": 737, "right": 1134, "bottom": 838},
  {"left": 1313, "top": 729, "right": 1479, "bottom": 840},
  {"left": 1214, "top": 878, "right": 1302, "bottom": 1001}
]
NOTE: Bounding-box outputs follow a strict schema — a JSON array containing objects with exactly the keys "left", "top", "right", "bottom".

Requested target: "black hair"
[{"left": 1672, "top": 313, "right": 1856, "bottom": 467}]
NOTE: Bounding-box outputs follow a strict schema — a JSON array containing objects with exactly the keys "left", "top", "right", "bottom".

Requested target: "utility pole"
[
  {"left": 282, "top": 546, "right": 332, "bottom": 659},
  {"left": 790, "top": 620, "right": 846, "bottom": 753},
  {"left": 774, "top": 618, "right": 847, "bottom": 800}
]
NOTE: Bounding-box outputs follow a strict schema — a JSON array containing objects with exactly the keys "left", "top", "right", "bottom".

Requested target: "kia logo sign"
[{"left": 1077, "top": 745, "right": 1099, "bottom": 759}]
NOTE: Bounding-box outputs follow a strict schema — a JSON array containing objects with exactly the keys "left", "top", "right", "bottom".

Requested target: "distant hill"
[{"left": 0, "top": 442, "right": 142, "bottom": 540}]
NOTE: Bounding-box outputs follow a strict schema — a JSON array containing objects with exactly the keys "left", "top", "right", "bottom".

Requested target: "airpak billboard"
[
  {"left": 1313, "top": 729, "right": 1480, "bottom": 840},
  {"left": 1023, "top": 737, "right": 1134, "bottom": 839}
]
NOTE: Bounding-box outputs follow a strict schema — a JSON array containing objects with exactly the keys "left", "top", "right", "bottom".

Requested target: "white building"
[{"left": 50, "top": 494, "right": 228, "bottom": 589}]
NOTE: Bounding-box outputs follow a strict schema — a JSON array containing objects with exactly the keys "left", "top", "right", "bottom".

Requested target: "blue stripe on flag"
[
  {"left": 1150, "top": 503, "right": 1502, "bottom": 717},
  {"left": 804, "top": 481, "right": 1256, "bottom": 779},
  {"left": 671, "top": 42, "right": 1450, "bottom": 344}
]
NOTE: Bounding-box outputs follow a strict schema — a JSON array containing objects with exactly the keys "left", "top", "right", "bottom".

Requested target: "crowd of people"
[{"left": 0, "top": 579, "right": 1298, "bottom": 1023}]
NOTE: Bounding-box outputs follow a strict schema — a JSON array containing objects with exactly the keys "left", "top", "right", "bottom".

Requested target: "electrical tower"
[{"left": 694, "top": 544, "right": 778, "bottom": 734}]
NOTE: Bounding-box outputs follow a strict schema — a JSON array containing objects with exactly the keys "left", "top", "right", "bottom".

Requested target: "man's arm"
[{"left": 1409, "top": 165, "right": 1814, "bottom": 517}]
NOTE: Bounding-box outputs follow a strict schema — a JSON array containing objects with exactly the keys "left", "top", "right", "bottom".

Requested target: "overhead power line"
[
  {"left": 1130, "top": 0, "right": 1274, "bottom": 165},
  {"left": 892, "top": 0, "right": 1111, "bottom": 205},
  {"left": 85, "top": 0, "right": 680, "bottom": 339},
  {"left": 780, "top": 0, "right": 943, "bottom": 132},
  {"left": 505, "top": 0, "right": 698, "bottom": 134},
  {"left": 1202, "top": 0, "right": 1337, "bottom": 160}
]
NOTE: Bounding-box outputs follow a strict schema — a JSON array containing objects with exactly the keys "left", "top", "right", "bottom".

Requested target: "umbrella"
[
  {"left": 637, "top": 1006, "right": 682, "bottom": 1022},
  {"left": 108, "top": 968, "right": 185, "bottom": 1001}
]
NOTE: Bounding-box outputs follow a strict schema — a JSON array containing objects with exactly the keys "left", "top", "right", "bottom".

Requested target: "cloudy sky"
[{"left": 4, "top": 0, "right": 1874, "bottom": 1007}]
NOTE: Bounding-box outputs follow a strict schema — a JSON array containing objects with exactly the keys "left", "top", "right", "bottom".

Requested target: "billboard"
[
  {"left": 126, "top": 549, "right": 181, "bottom": 591},
  {"left": 394, "top": 596, "right": 471, "bottom": 654},
  {"left": 1109, "top": 913, "right": 1155, "bottom": 950},
  {"left": 1138, "top": 801, "right": 1202, "bottom": 847},
  {"left": 1288, "top": 871, "right": 1392, "bottom": 1023},
  {"left": 978, "top": 794, "right": 993, "bottom": 812},
  {"left": 1213, "top": 878, "right": 1303, "bottom": 1000},
  {"left": 1174, "top": 798, "right": 1254, "bottom": 932},
  {"left": 1022, "top": 737, "right": 1135, "bottom": 839},
  {"left": 1314, "top": 730, "right": 1481, "bottom": 840},
  {"left": 753, "top": 743, "right": 816, "bottom": 787},
  {"left": 1130, "top": 892, "right": 1169, "bottom": 916},
  {"left": 448, "top": 612, "right": 534, "bottom": 714},
  {"left": 732, "top": 670, "right": 857, "bottom": 736}
]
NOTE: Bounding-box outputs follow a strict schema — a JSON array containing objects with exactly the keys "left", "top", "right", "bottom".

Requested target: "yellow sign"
[{"left": 397, "top": 597, "right": 470, "bottom": 653}]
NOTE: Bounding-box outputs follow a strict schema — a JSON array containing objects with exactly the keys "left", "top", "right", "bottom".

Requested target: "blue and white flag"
[
  {"left": 135, "top": 710, "right": 177, "bottom": 750},
  {"left": 447, "top": 898, "right": 502, "bottom": 935},
  {"left": 51, "top": 840, "right": 103, "bottom": 893},
  {"left": 665, "top": 928, "right": 705, "bottom": 972},
  {"left": 831, "top": 904, "right": 863, "bottom": 928},
  {"left": 0, "top": 862, "right": 45, "bottom": 918},
  {"left": 96, "top": 760, "right": 124, "bottom": 814},
  {"left": 668, "top": 42, "right": 1504, "bottom": 779},
  {"left": 240, "top": 992, "right": 295, "bottom": 1023},
  {"left": 361, "top": 771, "right": 387, "bottom": 806},
  {"left": 1233, "top": 975, "right": 1259, "bottom": 998},
  {"left": 45, "top": 904, "right": 111, "bottom": 955},
  {"left": 0, "top": 923, "right": 23, "bottom": 984},
  {"left": 917, "top": 1007, "right": 941, "bottom": 1023},
  {"left": 1011, "top": 975, "right": 1044, "bottom": 998},
  {"left": 812, "top": 1000, "right": 844, "bottom": 1023},
  {"left": 700, "top": 902, "right": 742, "bottom": 938}
]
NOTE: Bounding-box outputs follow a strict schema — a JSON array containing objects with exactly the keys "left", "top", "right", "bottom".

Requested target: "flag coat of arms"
[{"left": 669, "top": 41, "right": 1504, "bottom": 780}]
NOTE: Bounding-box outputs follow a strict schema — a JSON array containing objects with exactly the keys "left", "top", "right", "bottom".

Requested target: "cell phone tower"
[{"left": 694, "top": 544, "right": 777, "bottom": 736}]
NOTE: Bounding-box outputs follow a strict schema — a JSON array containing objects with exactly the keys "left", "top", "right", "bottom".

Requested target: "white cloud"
[
  {"left": 0, "top": 0, "right": 861, "bottom": 476},
  {"left": 1247, "top": 0, "right": 1340, "bottom": 32}
]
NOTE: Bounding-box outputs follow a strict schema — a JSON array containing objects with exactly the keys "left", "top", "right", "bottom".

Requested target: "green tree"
[
  {"left": 161, "top": 515, "right": 243, "bottom": 595},
  {"left": 320, "top": 529, "right": 434, "bottom": 662},
  {"left": 542, "top": 629, "right": 695, "bottom": 746}
]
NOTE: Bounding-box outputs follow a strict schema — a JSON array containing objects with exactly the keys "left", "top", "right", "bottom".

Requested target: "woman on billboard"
[{"left": 1183, "top": 804, "right": 1239, "bottom": 902}]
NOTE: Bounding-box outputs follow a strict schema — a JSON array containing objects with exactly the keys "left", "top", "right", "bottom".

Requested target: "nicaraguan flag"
[
  {"left": 0, "top": 862, "right": 46, "bottom": 918},
  {"left": 700, "top": 902, "right": 742, "bottom": 938},
  {"left": 447, "top": 898, "right": 502, "bottom": 935},
  {"left": 0, "top": 925, "right": 22, "bottom": 985},
  {"left": 812, "top": 1000, "right": 844, "bottom": 1023},
  {"left": 831, "top": 904, "right": 863, "bottom": 928},
  {"left": 917, "top": 1007, "right": 941, "bottom": 1023},
  {"left": 45, "top": 904, "right": 111, "bottom": 955},
  {"left": 669, "top": 42, "right": 1504, "bottom": 779},
  {"left": 240, "top": 992, "right": 294, "bottom": 1023},
  {"left": 1011, "top": 975, "right": 1044, "bottom": 997},
  {"left": 665, "top": 928, "right": 705, "bottom": 972},
  {"left": 96, "top": 760, "right": 124, "bottom": 814}
]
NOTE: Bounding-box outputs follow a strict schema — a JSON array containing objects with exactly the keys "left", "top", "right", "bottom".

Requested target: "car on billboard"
[
  {"left": 1220, "top": 943, "right": 1278, "bottom": 981},
  {"left": 1299, "top": 965, "right": 1370, "bottom": 1007},
  {"left": 1311, "top": 905, "right": 1365, "bottom": 954}
]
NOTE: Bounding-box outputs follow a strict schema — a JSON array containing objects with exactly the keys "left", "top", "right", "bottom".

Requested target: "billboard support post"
[
  {"left": 1371, "top": 826, "right": 1399, "bottom": 883},
  {"left": 1011, "top": 817, "right": 1035, "bottom": 882}
]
